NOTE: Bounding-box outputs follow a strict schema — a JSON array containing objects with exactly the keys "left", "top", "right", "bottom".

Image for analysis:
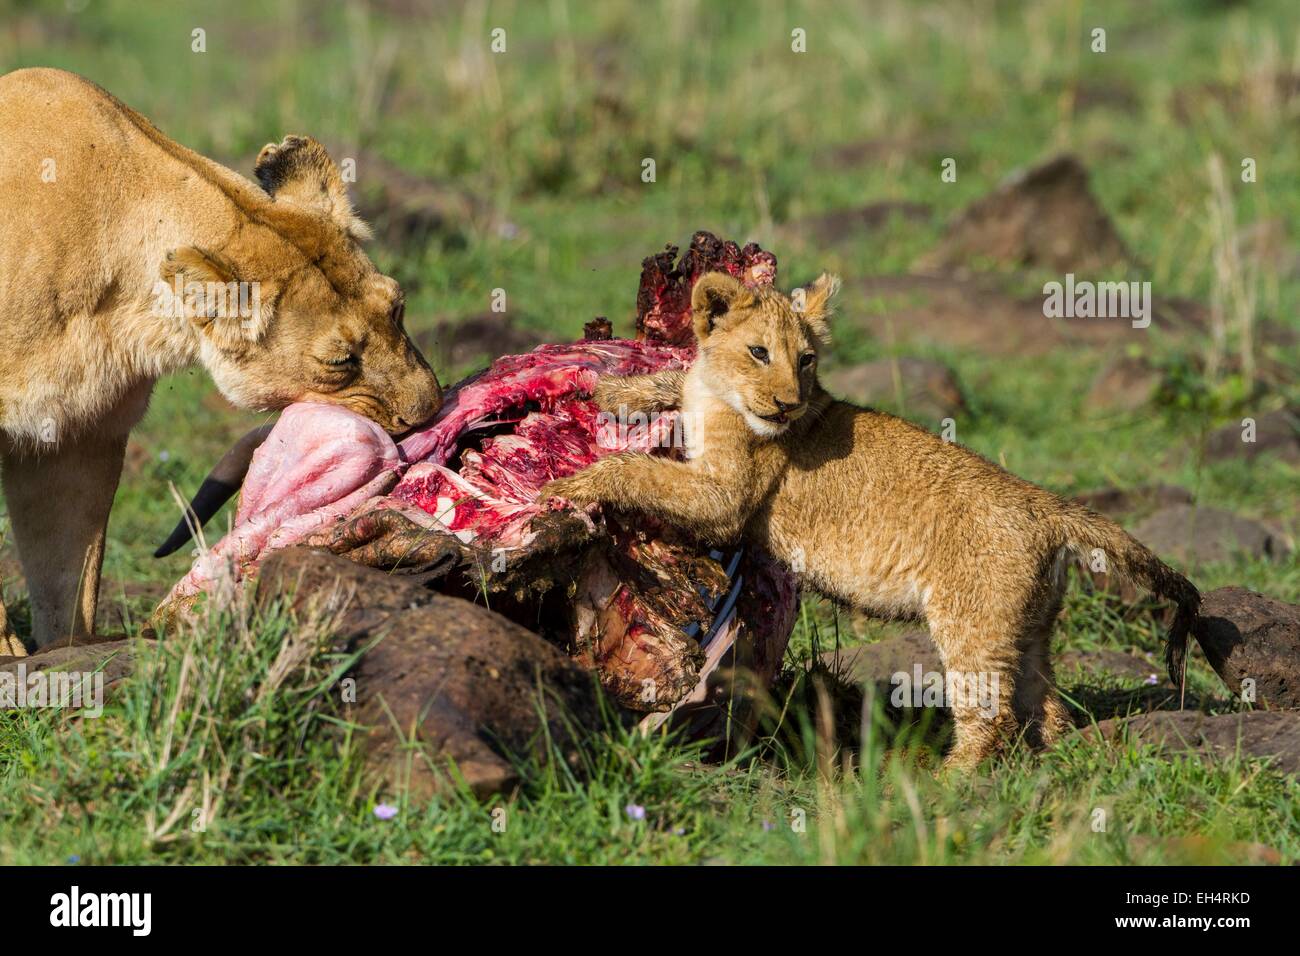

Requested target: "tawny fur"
[
  {"left": 0, "top": 68, "right": 441, "bottom": 650},
  {"left": 544, "top": 271, "right": 1199, "bottom": 770}
]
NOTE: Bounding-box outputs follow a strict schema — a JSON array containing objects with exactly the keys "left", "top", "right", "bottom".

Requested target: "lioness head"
[
  {"left": 159, "top": 136, "right": 441, "bottom": 434},
  {"left": 690, "top": 270, "right": 840, "bottom": 436}
]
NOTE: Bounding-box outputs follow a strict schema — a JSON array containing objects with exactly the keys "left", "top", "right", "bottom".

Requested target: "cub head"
[
  {"left": 690, "top": 270, "right": 840, "bottom": 436},
  {"left": 159, "top": 136, "right": 441, "bottom": 434}
]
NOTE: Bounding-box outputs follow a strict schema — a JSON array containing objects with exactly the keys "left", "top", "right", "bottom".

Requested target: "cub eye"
[
  {"left": 799, "top": 352, "right": 816, "bottom": 368},
  {"left": 748, "top": 345, "right": 769, "bottom": 363},
  {"left": 324, "top": 353, "right": 357, "bottom": 367}
]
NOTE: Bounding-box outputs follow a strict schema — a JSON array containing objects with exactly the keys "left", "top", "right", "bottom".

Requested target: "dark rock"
[
  {"left": 0, "top": 638, "right": 142, "bottom": 700},
  {"left": 1132, "top": 505, "right": 1290, "bottom": 566},
  {"left": 916, "top": 154, "right": 1130, "bottom": 274},
  {"left": 1067, "top": 685, "right": 1205, "bottom": 728},
  {"left": 824, "top": 358, "right": 966, "bottom": 423},
  {"left": 815, "top": 630, "right": 953, "bottom": 750},
  {"left": 1204, "top": 409, "right": 1300, "bottom": 465},
  {"left": 1073, "top": 484, "right": 1193, "bottom": 520},
  {"left": 1056, "top": 648, "right": 1162, "bottom": 684},
  {"left": 1194, "top": 587, "right": 1300, "bottom": 710},
  {"left": 821, "top": 630, "right": 942, "bottom": 688},
  {"left": 256, "top": 548, "right": 603, "bottom": 799},
  {"left": 815, "top": 132, "right": 956, "bottom": 171},
  {"left": 1086, "top": 710, "right": 1300, "bottom": 775},
  {"left": 256, "top": 546, "right": 446, "bottom": 638},
  {"left": 1085, "top": 355, "right": 1162, "bottom": 414},
  {"left": 785, "top": 201, "right": 931, "bottom": 247},
  {"left": 348, "top": 148, "right": 517, "bottom": 248},
  {"left": 851, "top": 274, "right": 1203, "bottom": 357}
]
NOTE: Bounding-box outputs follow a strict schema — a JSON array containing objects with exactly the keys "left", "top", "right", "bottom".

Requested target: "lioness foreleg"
[
  {"left": 2, "top": 431, "right": 128, "bottom": 647},
  {"left": 0, "top": 602, "right": 24, "bottom": 657}
]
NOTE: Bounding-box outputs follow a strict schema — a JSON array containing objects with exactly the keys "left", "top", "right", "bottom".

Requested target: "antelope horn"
[{"left": 153, "top": 423, "right": 275, "bottom": 557}]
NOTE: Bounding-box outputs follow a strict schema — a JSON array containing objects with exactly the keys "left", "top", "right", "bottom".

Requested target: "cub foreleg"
[
  {"left": 592, "top": 370, "right": 685, "bottom": 414},
  {"left": 541, "top": 452, "right": 749, "bottom": 544}
]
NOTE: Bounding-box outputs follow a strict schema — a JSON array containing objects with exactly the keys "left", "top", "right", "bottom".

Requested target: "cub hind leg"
[
  {"left": 924, "top": 601, "right": 1022, "bottom": 772},
  {"left": 1012, "top": 565, "right": 1073, "bottom": 749}
]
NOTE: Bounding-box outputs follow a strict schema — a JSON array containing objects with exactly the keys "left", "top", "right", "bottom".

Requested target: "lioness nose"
[{"left": 401, "top": 371, "right": 443, "bottom": 428}]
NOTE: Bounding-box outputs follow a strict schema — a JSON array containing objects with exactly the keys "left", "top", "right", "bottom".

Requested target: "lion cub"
[{"left": 542, "top": 271, "right": 1200, "bottom": 770}]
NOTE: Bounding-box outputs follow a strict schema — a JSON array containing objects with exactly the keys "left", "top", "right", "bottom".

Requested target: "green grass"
[
  {"left": 1, "top": 0, "right": 1298, "bottom": 863},
  {"left": 3, "top": 594, "right": 1296, "bottom": 865},
  {"left": 3, "top": 595, "right": 1298, "bottom": 866}
]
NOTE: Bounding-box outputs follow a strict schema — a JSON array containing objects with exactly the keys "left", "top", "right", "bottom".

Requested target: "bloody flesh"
[{"left": 166, "top": 232, "right": 797, "bottom": 713}]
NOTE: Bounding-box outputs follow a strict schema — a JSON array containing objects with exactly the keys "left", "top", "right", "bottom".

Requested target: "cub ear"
[
  {"left": 796, "top": 272, "right": 841, "bottom": 339},
  {"left": 159, "top": 247, "right": 273, "bottom": 349},
  {"left": 254, "top": 135, "right": 372, "bottom": 242},
  {"left": 691, "top": 272, "right": 755, "bottom": 341}
]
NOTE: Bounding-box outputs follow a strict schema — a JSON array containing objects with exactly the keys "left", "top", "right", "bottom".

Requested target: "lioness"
[
  {"left": 542, "top": 271, "right": 1200, "bottom": 769},
  {"left": 0, "top": 68, "right": 441, "bottom": 653}
]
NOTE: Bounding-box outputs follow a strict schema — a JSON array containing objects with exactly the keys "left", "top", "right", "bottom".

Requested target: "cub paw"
[
  {"left": 540, "top": 475, "right": 599, "bottom": 506},
  {"left": 591, "top": 378, "right": 626, "bottom": 414}
]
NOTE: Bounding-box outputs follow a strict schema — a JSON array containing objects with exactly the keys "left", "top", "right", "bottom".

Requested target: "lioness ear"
[
  {"left": 691, "top": 272, "right": 755, "bottom": 341},
  {"left": 797, "top": 272, "right": 841, "bottom": 339},
  {"left": 254, "top": 135, "right": 372, "bottom": 242},
  {"left": 160, "top": 247, "right": 274, "bottom": 349}
]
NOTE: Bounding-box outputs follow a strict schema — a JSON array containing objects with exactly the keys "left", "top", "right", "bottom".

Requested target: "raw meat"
[
  {"left": 165, "top": 338, "right": 691, "bottom": 598},
  {"left": 636, "top": 231, "right": 777, "bottom": 344},
  {"left": 167, "top": 404, "right": 402, "bottom": 600},
  {"left": 162, "top": 232, "right": 797, "bottom": 714}
]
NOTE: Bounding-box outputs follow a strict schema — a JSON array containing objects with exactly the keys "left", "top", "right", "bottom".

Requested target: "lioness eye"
[
  {"left": 749, "top": 345, "right": 769, "bottom": 363},
  {"left": 799, "top": 353, "right": 816, "bottom": 368}
]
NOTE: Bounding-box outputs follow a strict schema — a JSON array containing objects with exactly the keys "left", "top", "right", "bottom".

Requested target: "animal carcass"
[{"left": 160, "top": 233, "right": 798, "bottom": 718}]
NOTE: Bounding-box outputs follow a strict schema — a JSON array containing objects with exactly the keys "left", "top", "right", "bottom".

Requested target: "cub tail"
[{"left": 1054, "top": 504, "right": 1200, "bottom": 698}]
